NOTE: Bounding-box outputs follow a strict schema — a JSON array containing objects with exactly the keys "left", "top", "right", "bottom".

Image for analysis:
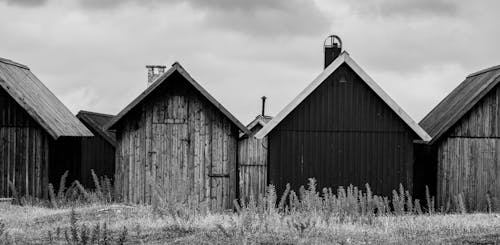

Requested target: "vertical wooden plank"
[
  {"left": 204, "top": 109, "right": 212, "bottom": 207},
  {"left": 0, "top": 128, "right": 4, "bottom": 197},
  {"left": 145, "top": 106, "right": 152, "bottom": 204},
  {"left": 42, "top": 136, "right": 49, "bottom": 199}
]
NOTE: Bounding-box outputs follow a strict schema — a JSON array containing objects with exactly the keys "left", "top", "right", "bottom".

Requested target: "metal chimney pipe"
[{"left": 261, "top": 96, "right": 267, "bottom": 116}]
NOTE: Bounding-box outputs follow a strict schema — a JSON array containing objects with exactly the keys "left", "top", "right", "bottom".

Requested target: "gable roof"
[
  {"left": 106, "top": 62, "right": 249, "bottom": 134},
  {"left": 77, "top": 111, "right": 116, "bottom": 146},
  {"left": 420, "top": 65, "right": 500, "bottom": 144},
  {"left": 255, "top": 52, "right": 431, "bottom": 141},
  {"left": 0, "top": 57, "right": 93, "bottom": 139}
]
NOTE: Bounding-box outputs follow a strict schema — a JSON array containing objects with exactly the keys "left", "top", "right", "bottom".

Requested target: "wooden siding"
[
  {"left": 238, "top": 128, "right": 268, "bottom": 201},
  {"left": 437, "top": 85, "right": 500, "bottom": 211},
  {"left": 268, "top": 64, "right": 416, "bottom": 196},
  {"left": 114, "top": 72, "right": 238, "bottom": 210},
  {"left": 0, "top": 88, "right": 50, "bottom": 198}
]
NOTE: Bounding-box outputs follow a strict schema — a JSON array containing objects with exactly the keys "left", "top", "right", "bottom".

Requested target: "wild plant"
[
  {"left": 486, "top": 193, "right": 493, "bottom": 213},
  {"left": 425, "top": 185, "right": 435, "bottom": 214}
]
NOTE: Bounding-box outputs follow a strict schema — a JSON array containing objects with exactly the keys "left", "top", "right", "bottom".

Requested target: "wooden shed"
[
  {"left": 0, "top": 57, "right": 93, "bottom": 199},
  {"left": 256, "top": 40, "right": 430, "bottom": 197},
  {"left": 238, "top": 99, "right": 272, "bottom": 201},
  {"left": 76, "top": 111, "right": 116, "bottom": 187},
  {"left": 107, "top": 62, "right": 248, "bottom": 209},
  {"left": 420, "top": 65, "right": 500, "bottom": 211}
]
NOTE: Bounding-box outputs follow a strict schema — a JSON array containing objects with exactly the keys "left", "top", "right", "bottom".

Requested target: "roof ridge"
[
  {"left": 467, "top": 64, "right": 500, "bottom": 78},
  {"left": 0, "top": 57, "right": 30, "bottom": 70}
]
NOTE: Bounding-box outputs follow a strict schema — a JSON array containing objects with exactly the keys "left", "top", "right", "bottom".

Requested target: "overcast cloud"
[{"left": 0, "top": 0, "right": 499, "bottom": 124}]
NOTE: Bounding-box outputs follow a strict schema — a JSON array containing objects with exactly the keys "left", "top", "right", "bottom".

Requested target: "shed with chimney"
[
  {"left": 256, "top": 36, "right": 431, "bottom": 197},
  {"left": 106, "top": 63, "right": 248, "bottom": 210},
  {"left": 238, "top": 96, "right": 272, "bottom": 201}
]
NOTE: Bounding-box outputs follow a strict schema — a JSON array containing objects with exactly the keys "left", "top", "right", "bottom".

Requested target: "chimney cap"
[
  {"left": 324, "top": 35, "right": 342, "bottom": 49},
  {"left": 146, "top": 65, "right": 167, "bottom": 69}
]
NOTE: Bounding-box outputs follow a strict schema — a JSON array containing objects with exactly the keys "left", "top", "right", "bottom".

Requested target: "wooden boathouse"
[
  {"left": 420, "top": 65, "right": 500, "bottom": 211},
  {"left": 0, "top": 57, "right": 93, "bottom": 198},
  {"left": 256, "top": 36, "right": 431, "bottom": 196},
  {"left": 238, "top": 97, "right": 272, "bottom": 201},
  {"left": 107, "top": 63, "right": 248, "bottom": 209}
]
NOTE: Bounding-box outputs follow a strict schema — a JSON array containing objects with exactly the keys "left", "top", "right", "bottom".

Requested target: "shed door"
[
  {"left": 151, "top": 95, "right": 189, "bottom": 203},
  {"left": 208, "top": 120, "right": 234, "bottom": 211},
  {"left": 238, "top": 136, "right": 268, "bottom": 202}
]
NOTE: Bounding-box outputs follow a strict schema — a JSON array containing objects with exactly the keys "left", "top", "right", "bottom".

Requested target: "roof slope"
[
  {"left": 106, "top": 62, "right": 249, "bottom": 134},
  {"left": 77, "top": 111, "right": 116, "bottom": 146},
  {"left": 255, "top": 52, "right": 431, "bottom": 141},
  {"left": 420, "top": 65, "right": 500, "bottom": 144},
  {"left": 0, "top": 57, "right": 93, "bottom": 139}
]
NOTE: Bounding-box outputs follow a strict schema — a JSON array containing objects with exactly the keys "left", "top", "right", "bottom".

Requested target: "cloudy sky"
[{"left": 0, "top": 0, "right": 499, "bottom": 124}]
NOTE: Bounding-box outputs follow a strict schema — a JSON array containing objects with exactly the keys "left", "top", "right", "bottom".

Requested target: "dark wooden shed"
[
  {"left": 107, "top": 62, "right": 248, "bottom": 209},
  {"left": 256, "top": 51, "right": 431, "bottom": 197},
  {"left": 76, "top": 111, "right": 116, "bottom": 187},
  {"left": 420, "top": 65, "right": 500, "bottom": 211},
  {"left": 0, "top": 57, "right": 93, "bottom": 199}
]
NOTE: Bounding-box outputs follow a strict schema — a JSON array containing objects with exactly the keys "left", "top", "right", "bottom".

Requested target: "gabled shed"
[
  {"left": 256, "top": 39, "right": 430, "bottom": 197},
  {"left": 0, "top": 57, "right": 93, "bottom": 198},
  {"left": 76, "top": 111, "right": 116, "bottom": 187},
  {"left": 107, "top": 62, "right": 248, "bottom": 209},
  {"left": 238, "top": 97, "right": 272, "bottom": 201},
  {"left": 420, "top": 65, "right": 500, "bottom": 210}
]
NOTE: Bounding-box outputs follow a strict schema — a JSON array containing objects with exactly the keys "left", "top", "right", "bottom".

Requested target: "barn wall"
[
  {"left": 80, "top": 127, "right": 115, "bottom": 187},
  {"left": 115, "top": 72, "right": 238, "bottom": 210},
  {"left": 238, "top": 134, "right": 267, "bottom": 201},
  {"left": 268, "top": 64, "right": 416, "bottom": 196},
  {"left": 0, "top": 88, "right": 50, "bottom": 198},
  {"left": 437, "top": 85, "right": 500, "bottom": 211}
]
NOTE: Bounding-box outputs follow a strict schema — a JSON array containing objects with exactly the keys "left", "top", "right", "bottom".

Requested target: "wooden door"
[
  {"left": 238, "top": 135, "right": 268, "bottom": 202},
  {"left": 209, "top": 120, "right": 236, "bottom": 210},
  {"left": 151, "top": 95, "right": 189, "bottom": 203}
]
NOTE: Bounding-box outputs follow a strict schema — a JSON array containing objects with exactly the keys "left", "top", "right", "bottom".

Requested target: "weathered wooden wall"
[
  {"left": 0, "top": 88, "right": 50, "bottom": 198},
  {"left": 437, "top": 85, "right": 500, "bottom": 211},
  {"left": 238, "top": 130, "right": 268, "bottom": 201},
  {"left": 268, "top": 64, "right": 416, "bottom": 196},
  {"left": 114, "top": 73, "right": 238, "bottom": 210}
]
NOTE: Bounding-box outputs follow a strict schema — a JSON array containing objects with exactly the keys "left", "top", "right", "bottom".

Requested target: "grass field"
[
  {"left": 1, "top": 204, "right": 500, "bottom": 244},
  {"left": 1, "top": 175, "right": 500, "bottom": 244}
]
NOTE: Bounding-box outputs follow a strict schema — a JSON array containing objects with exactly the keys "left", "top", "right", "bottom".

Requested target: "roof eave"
[{"left": 77, "top": 113, "right": 116, "bottom": 146}]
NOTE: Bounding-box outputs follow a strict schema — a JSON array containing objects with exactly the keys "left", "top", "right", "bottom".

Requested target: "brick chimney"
[
  {"left": 324, "top": 35, "right": 342, "bottom": 69},
  {"left": 146, "top": 65, "right": 167, "bottom": 86}
]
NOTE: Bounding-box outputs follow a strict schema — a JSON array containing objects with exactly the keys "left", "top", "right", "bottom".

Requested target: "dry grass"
[
  {"left": 1, "top": 177, "right": 500, "bottom": 244},
  {"left": 1, "top": 204, "right": 500, "bottom": 244}
]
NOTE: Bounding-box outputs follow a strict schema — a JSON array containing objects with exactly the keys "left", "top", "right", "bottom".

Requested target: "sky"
[{"left": 0, "top": 0, "right": 499, "bottom": 125}]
